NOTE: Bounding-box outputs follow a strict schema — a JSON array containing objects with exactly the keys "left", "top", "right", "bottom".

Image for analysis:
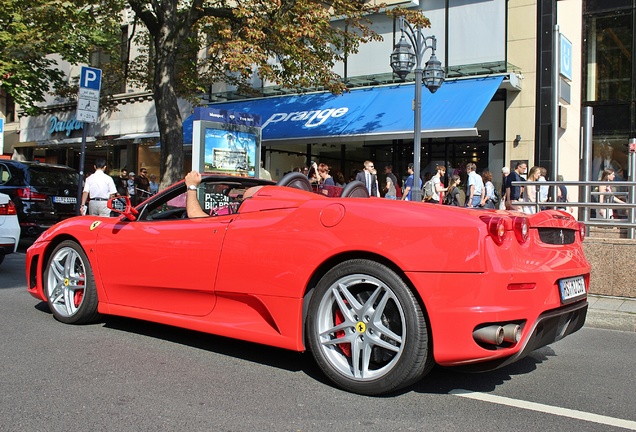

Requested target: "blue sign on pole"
[
  {"left": 80, "top": 67, "right": 102, "bottom": 91},
  {"left": 77, "top": 66, "right": 102, "bottom": 124},
  {"left": 560, "top": 34, "right": 573, "bottom": 82}
]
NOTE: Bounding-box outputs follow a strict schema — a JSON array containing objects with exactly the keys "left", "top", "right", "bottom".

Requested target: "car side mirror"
[{"left": 107, "top": 196, "right": 138, "bottom": 221}]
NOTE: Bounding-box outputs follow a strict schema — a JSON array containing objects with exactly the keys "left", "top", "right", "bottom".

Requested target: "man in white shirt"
[
  {"left": 465, "top": 162, "right": 485, "bottom": 208},
  {"left": 80, "top": 158, "right": 117, "bottom": 216}
]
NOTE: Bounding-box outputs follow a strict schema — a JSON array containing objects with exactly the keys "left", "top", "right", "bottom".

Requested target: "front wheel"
[
  {"left": 306, "top": 259, "right": 433, "bottom": 395},
  {"left": 44, "top": 240, "right": 100, "bottom": 324}
]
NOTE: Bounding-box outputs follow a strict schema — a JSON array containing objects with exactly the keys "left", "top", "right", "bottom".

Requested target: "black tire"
[
  {"left": 0, "top": 254, "right": 4, "bottom": 266},
  {"left": 306, "top": 259, "right": 433, "bottom": 395},
  {"left": 43, "top": 240, "right": 100, "bottom": 324}
]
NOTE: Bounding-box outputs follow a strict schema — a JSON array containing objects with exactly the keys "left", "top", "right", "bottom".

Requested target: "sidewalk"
[{"left": 586, "top": 294, "right": 636, "bottom": 332}]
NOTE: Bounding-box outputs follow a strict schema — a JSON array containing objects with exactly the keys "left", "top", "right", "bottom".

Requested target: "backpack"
[
  {"left": 492, "top": 188, "right": 501, "bottom": 206},
  {"left": 389, "top": 173, "right": 402, "bottom": 198},
  {"left": 423, "top": 179, "right": 435, "bottom": 201}
]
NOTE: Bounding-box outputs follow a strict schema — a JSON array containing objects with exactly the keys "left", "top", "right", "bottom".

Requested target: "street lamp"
[{"left": 390, "top": 16, "right": 445, "bottom": 202}]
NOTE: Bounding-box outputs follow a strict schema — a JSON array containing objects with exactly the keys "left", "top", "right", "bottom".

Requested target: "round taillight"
[
  {"left": 578, "top": 222, "right": 586, "bottom": 240},
  {"left": 513, "top": 216, "right": 529, "bottom": 243},
  {"left": 488, "top": 217, "right": 506, "bottom": 245}
]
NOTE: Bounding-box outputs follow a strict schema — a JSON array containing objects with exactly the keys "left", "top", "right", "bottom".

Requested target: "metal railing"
[{"left": 510, "top": 180, "right": 636, "bottom": 239}]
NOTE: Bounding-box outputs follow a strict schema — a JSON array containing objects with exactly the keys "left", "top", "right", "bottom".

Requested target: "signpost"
[{"left": 76, "top": 66, "right": 102, "bottom": 213}]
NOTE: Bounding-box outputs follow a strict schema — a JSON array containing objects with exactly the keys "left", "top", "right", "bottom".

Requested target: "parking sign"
[{"left": 77, "top": 66, "right": 102, "bottom": 123}]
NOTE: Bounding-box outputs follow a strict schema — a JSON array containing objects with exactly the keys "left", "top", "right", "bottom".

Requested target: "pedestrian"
[
  {"left": 597, "top": 168, "right": 625, "bottom": 219},
  {"left": 383, "top": 165, "right": 400, "bottom": 199},
  {"left": 481, "top": 170, "right": 497, "bottom": 209},
  {"left": 334, "top": 172, "right": 346, "bottom": 187},
  {"left": 317, "top": 163, "right": 336, "bottom": 196},
  {"left": 127, "top": 172, "right": 137, "bottom": 205},
  {"left": 401, "top": 163, "right": 422, "bottom": 201},
  {"left": 307, "top": 161, "right": 320, "bottom": 188},
  {"left": 80, "top": 158, "right": 117, "bottom": 217},
  {"left": 505, "top": 162, "right": 526, "bottom": 210},
  {"left": 556, "top": 174, "right": 573, "bottom": 213},
  {"left": 135, "top": 167, "right": 151, "bottom": 202},
  {"left": 149, "top": 174, "right": 159, "bottom": 195},
  {"left": 500, "top": 167, "right": 509, "bottom": 210},
  {"left": 429, "top": 165, "right": 447, "bottom": 204},
  {"left": 384, "top": 170, "right": 397, "bottom": 199},
  {"left": 356, "top": 160, "right": 380, "bottom": 197},
  {"left": 538, "top": 166, "right": 549, "bottom": 210},
  {"left": 112, "top": 168, "right": 129, "bottom": 198},
  {"left": 465, "top": 163, "right": 485, "bottom": 208},
  {"left": 443, "top": 174, "right": 461, "bottom": 206},
  {"left": 521, "top": 166, "right": 542, "bottom": 214}
]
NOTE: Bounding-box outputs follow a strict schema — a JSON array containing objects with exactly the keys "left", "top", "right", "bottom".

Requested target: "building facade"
[
  {"left": 4, "top": 0, "right": 586, "bottom": 194},
  {"left": 583, "top": 0, "right": 636, "bottom": 182}
]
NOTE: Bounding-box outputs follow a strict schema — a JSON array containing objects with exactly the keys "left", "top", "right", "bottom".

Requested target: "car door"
[{"left": 93, "top": 204, "right": 229, "bottom": 317}]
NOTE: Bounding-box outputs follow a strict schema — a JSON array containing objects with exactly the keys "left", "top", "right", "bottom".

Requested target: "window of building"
[{"left": 584, "top": 10, "right": 633, "bottom": 102}]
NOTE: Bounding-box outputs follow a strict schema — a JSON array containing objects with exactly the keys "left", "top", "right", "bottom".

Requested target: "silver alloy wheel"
[
  {"left": 46, "top": 246, "right": 87, "bottom": 318},
  {"left": 315, "top": 273, "right": 406, "bottom": 381}
]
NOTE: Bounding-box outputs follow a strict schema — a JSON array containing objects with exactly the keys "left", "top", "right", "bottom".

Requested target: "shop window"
[{"left": 584, "top": 11, "right": 633, "bottom": 102}]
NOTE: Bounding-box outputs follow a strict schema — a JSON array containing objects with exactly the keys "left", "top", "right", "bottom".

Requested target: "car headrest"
[
  {"left": 340, "top": 181, "right": 369, "bottom": 198},
  {"left": 276, "top": 172, "right": 313, "bottom": 192}
]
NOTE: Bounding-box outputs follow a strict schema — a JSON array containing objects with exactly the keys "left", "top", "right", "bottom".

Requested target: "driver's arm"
[{"left": 185, "top": 171, "right": 209, "bottom": 218}]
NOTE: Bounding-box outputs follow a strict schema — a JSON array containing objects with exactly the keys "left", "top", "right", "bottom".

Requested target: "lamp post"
[{"left": 390, "top": 17, "right": 445, "bottom": 202}]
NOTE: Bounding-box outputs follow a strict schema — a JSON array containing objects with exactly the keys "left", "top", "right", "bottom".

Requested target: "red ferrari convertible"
[{"left": 26, "top": 172, "right": 590, "bottom": 395}]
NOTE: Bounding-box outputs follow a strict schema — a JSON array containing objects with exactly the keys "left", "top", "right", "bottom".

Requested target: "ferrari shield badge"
[{"left": 90, "top": 221, "right": 101, "bottom": 230}]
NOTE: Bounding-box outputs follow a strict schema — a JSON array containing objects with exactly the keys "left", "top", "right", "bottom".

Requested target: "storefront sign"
[
  {"left": 49, "top": 116, "right": 84, "bottom": 137},
  {"left": 262, "top": 107, "right": 349, "bottom": 129}
]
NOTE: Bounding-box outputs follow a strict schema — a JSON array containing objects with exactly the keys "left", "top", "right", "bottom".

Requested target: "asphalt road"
[{"left": 1, "top": 250, "right": 635, "bottom": 432}]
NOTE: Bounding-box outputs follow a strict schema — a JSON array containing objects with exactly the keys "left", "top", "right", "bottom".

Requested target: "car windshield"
[{"left": 28, "top": 167, "right": 78, "bottom": 187}]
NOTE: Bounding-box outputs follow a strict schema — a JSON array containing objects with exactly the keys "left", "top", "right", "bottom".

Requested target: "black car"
[{"left": 0, "top": 160, "right": 79, "bottom": 236}]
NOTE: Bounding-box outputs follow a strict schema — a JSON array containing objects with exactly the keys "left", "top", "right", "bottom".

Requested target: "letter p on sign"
[{"left": 80, "top": 66, "right": 102, "bottom": 91}]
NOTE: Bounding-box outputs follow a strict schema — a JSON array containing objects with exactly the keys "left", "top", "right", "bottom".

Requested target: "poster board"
[{"left": 191, "top": 107, "right": 262, "bottom": 178}]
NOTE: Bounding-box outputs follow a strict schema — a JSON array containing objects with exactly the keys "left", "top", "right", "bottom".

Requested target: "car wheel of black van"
[
  {"left": 306, "top": 259, "right": 433, "bottom": 395},
  {"left": 44, "top": 240, "right": 100, "bottom": 324}
]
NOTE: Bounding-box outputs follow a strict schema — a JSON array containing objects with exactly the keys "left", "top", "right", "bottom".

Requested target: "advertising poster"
[
  {"left": 203, "top": 125, "right": 257, "bottom": 176},
  {"left": 191, "top": 107, "right": 262, "bottom": 178}
]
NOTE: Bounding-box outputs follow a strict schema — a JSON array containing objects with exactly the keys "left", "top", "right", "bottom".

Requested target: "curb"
[{"left": 585, "top": 308, "right": 636, "bottom": 332}]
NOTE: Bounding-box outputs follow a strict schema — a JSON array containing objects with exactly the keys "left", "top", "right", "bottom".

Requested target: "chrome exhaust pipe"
[
  {"left": 473, "top": 325, "right": 504, "bottom": 346},
  {"left": 503, "top": 324, "right": 521, "bottom": 344}
]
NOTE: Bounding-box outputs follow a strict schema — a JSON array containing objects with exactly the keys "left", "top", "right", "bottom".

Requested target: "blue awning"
[{"left": 183, "top": 75, "right": 504, "bottom": 144}]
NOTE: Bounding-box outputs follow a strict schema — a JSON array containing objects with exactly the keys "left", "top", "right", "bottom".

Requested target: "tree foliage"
[
  {"left": 0, "top": 0, "right": 124, "bottom": 114},
  {"left": 2, "top": 0, "right": 430, "bottom": 186}
]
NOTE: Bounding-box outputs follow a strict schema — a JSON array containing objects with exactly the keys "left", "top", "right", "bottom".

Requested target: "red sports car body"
[{"left": 26, "top": 173, "right": 590, "bottom": 395}]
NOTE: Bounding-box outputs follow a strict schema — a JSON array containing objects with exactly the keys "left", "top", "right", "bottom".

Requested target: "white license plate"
[
  {"left": 559, "top": 276, "right": 586, "bottom": 304},
  {"left": 53, "top": 196, "right": 77, "bottom": 204}
]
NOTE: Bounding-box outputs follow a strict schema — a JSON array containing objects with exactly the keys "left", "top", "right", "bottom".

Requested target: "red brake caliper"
[
  {"left": 335, "top": 309, "right": 352, "bottom": 357},
  {"left": 73, "top": 273, "right": 85, "bottom": 307}
]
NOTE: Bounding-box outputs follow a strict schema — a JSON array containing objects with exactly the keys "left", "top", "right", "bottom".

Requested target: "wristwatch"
[{"left": 187, "top": 184, "right": 198, "bottom": 191}]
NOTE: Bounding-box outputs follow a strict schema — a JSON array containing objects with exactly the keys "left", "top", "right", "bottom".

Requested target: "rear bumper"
[
  {"left": 451, "top": 300, "right": 588, "bottom": 372},
  {"left": 407, "top": 266, "right": 590, "bottom": 368}
]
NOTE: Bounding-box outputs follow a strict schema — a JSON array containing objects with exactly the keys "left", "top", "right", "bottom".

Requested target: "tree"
[
  {"left": 126, "top": 0, "right": 391, "bottom": 187},
  {"left": 2, "top": 0, "right": 431, "bottom": 187}
]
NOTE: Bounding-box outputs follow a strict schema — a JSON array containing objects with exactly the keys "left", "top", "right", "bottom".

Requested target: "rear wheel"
[
  {"left": 306, "top": 259, "right": 432, "bottom": 395},
  {"left": 44, "top": 240, "right": 100, "bottom": 324}
]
